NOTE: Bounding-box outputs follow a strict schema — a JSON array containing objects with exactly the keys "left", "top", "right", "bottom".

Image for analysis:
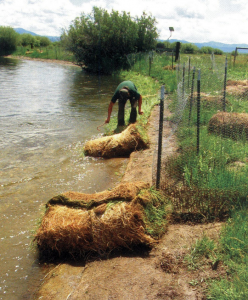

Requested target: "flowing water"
[{"left": 0, "top": 57, "right": 128, "bottom": 299}]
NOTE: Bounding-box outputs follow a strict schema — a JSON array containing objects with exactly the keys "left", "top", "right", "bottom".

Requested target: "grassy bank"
[
  {"left": 184, "top": 209, "right": 248, "bottom": 299},
  {"left": 168, "top": 53, "right": 247, "bottom": 205},
  {"left": 11, "top": 45, "right": 76, "bottom": 63},
  {"left": 166, "top": 53, "right": 248, "bottom": 299},
  {"left": 119, "top": 51, "right": 247, "bottom": 299}
]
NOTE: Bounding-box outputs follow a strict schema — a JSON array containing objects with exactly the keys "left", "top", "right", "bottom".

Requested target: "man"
[{"left": 105, "top": 81, "right": 143, "bottom": 126}]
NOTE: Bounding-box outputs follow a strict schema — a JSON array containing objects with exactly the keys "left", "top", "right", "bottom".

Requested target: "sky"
[{"left": 0, "top": 0, "right": 248, "bottom": 44}]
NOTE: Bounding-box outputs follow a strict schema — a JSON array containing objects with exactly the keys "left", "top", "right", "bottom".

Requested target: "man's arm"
[
  {"left": 105, "top": 101, "right": 115, "bottom": 123},
  {"left": 138, "top": 95, "right": 143, "bottom": 115}
]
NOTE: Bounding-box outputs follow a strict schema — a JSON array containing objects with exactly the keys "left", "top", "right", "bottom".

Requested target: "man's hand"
[
  {"left": 105, "top": 118, "right": 110, "bottom": 123},
  {"left": 138, "top": 110, "right": 144, "bottom": 115}
]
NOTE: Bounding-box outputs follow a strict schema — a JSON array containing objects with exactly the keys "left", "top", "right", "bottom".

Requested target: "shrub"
[
  {"left": 61, "top": 7, "right": 158, "bottom": 74},
  {"left": 0, "top": 26, "right": 19, "bottom": 55},
  {"left": 181, "top": 43, "right": 199, "bottom": 54}
]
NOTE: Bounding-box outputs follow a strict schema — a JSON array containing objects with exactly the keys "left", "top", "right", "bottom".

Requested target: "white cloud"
[{"left": 0, "top": 0, "right": 247, "bottom": 44}]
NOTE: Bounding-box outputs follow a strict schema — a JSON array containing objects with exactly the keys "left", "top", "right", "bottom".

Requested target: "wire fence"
[{"left": 154, "top": 53, "right": 248, "bottom": 220}]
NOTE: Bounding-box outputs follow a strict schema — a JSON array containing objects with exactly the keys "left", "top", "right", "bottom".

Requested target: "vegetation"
[
  {"left": 0, "top": 26, "right": 19, "bottom": 55},
  {"left": 143, "top": 188, "right": 171, "bottom": 238},
  {"left": 11, "top": 44, "right": 75, "bottom": 62},
  {"left": 164, "top": 54, "right": 247, "bottom": 196},
  {"left": 184, "top": 210, "right": 248, "bottom": 299},
  {"left": 19, "top": 33, "right": 51, "bottom": 48},
  {"left": 61, "top": 7, "right": 158, "bottom": 74},
  {"left": 107, "top": 50, "right": 247, "bottom": 299},
  {"left": 158, "top": 40, "right": 224, "bottom": 55},
  {"left": 162, "top": 53, "right": 247, "bottom": 298},
  {"left": 1, "top": 17, "right": 247, "bottom": 299},
  {"left": 208, "top": 210, "right": 248, "bottom": 300},
  {"left": 185, "top": 235, "right": 218, "bottom": 270}
]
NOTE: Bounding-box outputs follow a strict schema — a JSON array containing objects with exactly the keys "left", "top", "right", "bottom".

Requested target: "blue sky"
[{"left": 0, "top": 0, "right": 247, "bottom": 44}]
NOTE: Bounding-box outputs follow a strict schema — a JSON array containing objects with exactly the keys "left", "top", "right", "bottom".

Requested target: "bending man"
[{"left": 105, "top": 81, "right": 143, "bottom": 126}]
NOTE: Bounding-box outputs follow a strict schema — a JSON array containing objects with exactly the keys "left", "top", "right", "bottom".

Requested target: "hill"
[
  {"left": 169, "top": 39, "right": 248, "bottom": 53},
  {"left": 14, "top": 28, "right": 60, "bottom": 42}
]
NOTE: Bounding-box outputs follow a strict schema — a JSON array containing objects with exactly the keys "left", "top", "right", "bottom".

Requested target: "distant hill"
[
  {"left": 169, "top": 39, "right": 248, "bottom": 53},
  {"left": 14, "top": 28, "right": 39, "bottom": 36},
  {"left": 14, "top": 28, "right": 60, "bottom": 42},
  {"left": 12, "top": 28, "right": 248, "bottom": 52}
]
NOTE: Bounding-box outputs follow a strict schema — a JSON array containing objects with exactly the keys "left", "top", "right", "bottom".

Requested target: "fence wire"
[{"left": 153, "top": 53, "right": 247, "bottom": 220}]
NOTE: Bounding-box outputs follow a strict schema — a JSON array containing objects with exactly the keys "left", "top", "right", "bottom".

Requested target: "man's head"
[{"left": 119, "top": 87, "right": 129, "bottom": 101}]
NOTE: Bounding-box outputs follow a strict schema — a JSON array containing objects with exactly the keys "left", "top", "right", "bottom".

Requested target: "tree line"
[
  {"left": 0, "top": 26, "right": 51, "bottom": 56},
  {"left": 157, "top": 41, "right": 224, "bottom": 55}
]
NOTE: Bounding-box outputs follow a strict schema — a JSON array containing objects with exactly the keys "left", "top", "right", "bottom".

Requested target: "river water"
[{"left": 0, "top": 57, "right": 128, "bottom": 299}]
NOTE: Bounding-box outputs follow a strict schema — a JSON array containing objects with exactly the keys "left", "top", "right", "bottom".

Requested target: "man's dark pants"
[{"left": 118, "top": 99, "right": 137, "bottom": 126}]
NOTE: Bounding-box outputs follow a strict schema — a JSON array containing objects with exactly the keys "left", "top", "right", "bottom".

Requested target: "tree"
[
  {"left": 0, "top": 26, "right": 19, "bottom": 55},
  {"left": 136, "top": 12, "right": 158, "bottom": 52},
  {"left": 37, "top": 36, "right": 51, "bottom": 47},
  {"left": 61, "top": 7, "right": 158, "bottom": 74},
  {"left": 21, "top": 33, "right": 36, "bottom": 47},
  {"left": 181, "top": 43, "right": 199, "bottom": 54}
]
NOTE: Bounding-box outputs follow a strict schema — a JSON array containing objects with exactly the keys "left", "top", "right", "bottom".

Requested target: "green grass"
[
  {"left": 142, "top": 188, "right": 171, "bottom": 238},
  {"left": 126, "top": 51, "right": 177, "bottom": 89},
  {"left": 208, "top": 209, "right": 248, "bottom": 300},
  {"left": 11, "top": 45, "right": 76, "bottom": 63},
  {"left": 176, "top": 126, "right": 248, "bottom": 193},
  {"left": 167, "top": 53, "right": 248, "bottom": 299},
  {"left": 168, "top": 53, "right": 248, "bottom": 198},
  {"left": 183, "top": 209, "right": 248, "bottom": 299},
  {"left": 185, "top": 235, "right": 218, "bottom": 270}
]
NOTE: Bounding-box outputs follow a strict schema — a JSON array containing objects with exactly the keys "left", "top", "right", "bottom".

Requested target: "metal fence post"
[
  {"left": 223, "top": 56, "right": 227, "bottom": 112},
  {"left": 149, "top": 52, "right": 153, "bottom": 76},
  {"left": 156, "top": 85, "right": 165, "bottom": 189},
  {"left": 188, "top": 57, "right": 191, "bottom": 88},
  {"left": 182, "top": 63, "right": 185, "bottom": 100},
  {"left": 197, "top": 69, "right": 201, "bottom": 155},
  {"left": 188, "top": 66, "right": 196, "bottom": 125}
]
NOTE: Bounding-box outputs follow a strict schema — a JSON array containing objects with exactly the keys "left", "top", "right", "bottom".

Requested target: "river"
[{"left": 0, "top": 57, "right": 128, "bottom": 299}]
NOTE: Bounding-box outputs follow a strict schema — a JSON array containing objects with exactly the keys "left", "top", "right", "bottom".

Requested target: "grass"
[
  {"left": 127, "top": 51, "right": 177, "bottom": 90},
  {"left": 141, "top": 187, "right": 171, "bottom": 238},
  {"left": 208, "top": 211, "right": 248, "bottom": 300},
  {"left": 167, "top": 53, "right": 248, "bottom": 200},
  {"left": 185, "top": 235, "right": 218, "bottom": 270},
  {"left": 104, "top": 52, "right": 247, "bottom": 218},
  {"left": 11, "top": 45, "right": 76, "bottom": 63},
  {"left": 182, "top": 209, "right": 248, "bottom": 300},
  {"left": 165, "top": 53, "right": 248, "bottom": 299},
  {"left": 176, "top": 127, "right": 248, "bottom": 192},
  {"left": 104, "top": 52, "right": 247, "bottom": 298},
  {"left": 20, "top": 48, "right": 246, "bottom": 297}
]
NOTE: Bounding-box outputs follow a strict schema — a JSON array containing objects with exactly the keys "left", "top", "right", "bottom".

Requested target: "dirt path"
[{"left": 28, "top": 101, "right": 224, "bottom": 300}]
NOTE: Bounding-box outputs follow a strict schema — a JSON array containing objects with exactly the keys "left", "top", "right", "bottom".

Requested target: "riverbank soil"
[{"left": 28, "top": 102, "right": 224, "bottom": 300}]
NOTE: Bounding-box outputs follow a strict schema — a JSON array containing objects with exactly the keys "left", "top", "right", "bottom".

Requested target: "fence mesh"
[{"left": 153, "top": 53, "right": 248, "bottom": 221}]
